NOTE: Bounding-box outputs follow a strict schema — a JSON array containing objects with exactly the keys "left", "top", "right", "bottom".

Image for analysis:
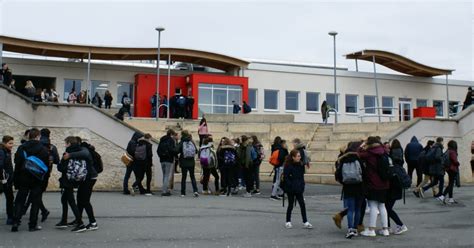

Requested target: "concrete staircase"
[{"left": 125, "top": 117, "right": 408, "bottom": 185}]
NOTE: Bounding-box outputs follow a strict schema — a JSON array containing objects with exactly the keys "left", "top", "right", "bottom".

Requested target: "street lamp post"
[
  {"left": 155, "top": 27, "right": 165, "bottom": 121},
  {"left": 328, "top": 31, "right": 338, "bottom": 124}
]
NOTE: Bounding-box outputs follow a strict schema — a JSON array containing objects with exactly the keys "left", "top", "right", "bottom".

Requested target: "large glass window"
[
  {"left": 91, "top": 80, "right": 110, "bottom": 100},
  {"left": 63, "top": 79, "right": 82, "bottom": 101},
  {"left": 264, "top": 90, "right": 279, "bottom": 110},
  {"left": 382, "top": 97, "right": 394, "bottom": 115},
  {"left": 326, "top": 93, "right": 339, "bottom": 111},
  {"left": 306, "top": 92, "right": 319, "bottom": 112},
  {"left": 433, "top": 100, "right": 444, "bottom": 117},
  {"left": 364, "top": 95, "right": 376, "bottom": 114},
  {"left": 248, "top": 88, "right": 257, "bottom": 109},
  {"left": 198, "top": 83, "right": 242, "bottom": 115},
  {"left": 416, "top": 99, "right": 428, "bottom": 108},
  {"left": 285, "top": 91, "right": 299, "bottom": 111},
  {"left": 345, "top": 95, "right": 358, "bottom": 113},
  {"left": 117, "top": 82, "right": 134, "bottom": 105}
]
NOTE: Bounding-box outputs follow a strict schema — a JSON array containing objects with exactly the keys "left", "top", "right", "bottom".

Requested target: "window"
[
  {"left": 326, "top": 93, "right": 339, "bottom": 111},
  {"left": 416, "top": 99, "right": 428, "bottom": 108},
  {"left": 382, "top": 97, "right": 394, "bottom": 115},
  {"left": 91, "top": 80, "right": 109, "bottom": 100},
  {"left": 264, "top": 90, "right": 279, "bottom": 110},
  {"left": 63, "top": 79, "right": 82, "bottom": 101},
  {"left": 449, "top": 101, "right": 460, "bottom": 116},
  {"left": 117, "top": 82, "right": 134, "bottom": 104},
  {"left": 364, "top": 95, "right": 377, "bottom": 114},
  {"left": 285, "top": 91, "right": 299, "bottom": 111},
  {"left": 306, "top": 92, "right": 319, "bottom": 112},
  {"left": 248, "top": 88, "right": 257, "bottom": 109},
  {"left": 197, "top": 83, "right": 242, "bottom": 115},
  {"left": 345, "top": 95, "right": 358, "bottom": 113},
  {"left": 433, "top": 100, "right": 444, "bottom": 117}
]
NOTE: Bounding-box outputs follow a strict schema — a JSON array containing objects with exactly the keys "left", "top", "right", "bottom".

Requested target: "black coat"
[
  {"left": 283, "top": 161, "right": 305, "bottom": 194},
  {"left": 217, "top": 145, "right": 237, "bottom": 168},
  {"left": 0, "top": 147, "right": 14, "bottom": 185},
  {"left": 335, "top": 152, "right": 365, "bottom": 199},
  {"left": 1, "top": 69, "right": 12, "bottom": 86},
  {"left": 157, "top": 135, "right": 177, "bottom": 163},
  {"left": 135, "top": 139, "right": 153, "bottom": 168},
  {"left": 14, "top": 140, "right": 49, "bottom": 189},
  {"left": 58, "top": 144, "right": 96, "bottom": 188}
]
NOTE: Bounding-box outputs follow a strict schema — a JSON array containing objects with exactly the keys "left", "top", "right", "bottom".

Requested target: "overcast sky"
[{"left": 0, "top": 0, "right": 473, "bottom": 81}]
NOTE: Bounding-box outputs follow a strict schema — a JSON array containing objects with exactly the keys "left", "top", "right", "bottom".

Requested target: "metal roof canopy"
[
  {"left": 0, "top": 35, "right": 249, "bottom": 72},
  {"left": 345, "top": 50, "right": 454, "bottom": 77}
]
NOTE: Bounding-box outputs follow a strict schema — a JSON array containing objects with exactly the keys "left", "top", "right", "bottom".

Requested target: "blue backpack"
[{"left": 23, "top": 151, "right": 49, "bottom": 181}]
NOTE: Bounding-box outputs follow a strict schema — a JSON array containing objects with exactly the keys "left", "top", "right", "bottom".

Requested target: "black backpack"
[
  {"left": 157, "top": 137, "right": 173, "bottom": 159},
  {"left": 390, "top": 165, "right": 412, "bottom": 189},
  {"left": 243, "top": 104, "right": 252, "bottom": 113},
  {"left": 376, "top": 153, "right": 391, "bottom": 181},
  {"left": 82, "top": 143, "right": 103, "bottom": 174}
]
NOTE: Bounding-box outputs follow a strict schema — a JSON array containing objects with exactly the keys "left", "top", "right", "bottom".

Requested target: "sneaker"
[
  {"left": 303, "top": 222, "right": 313, "bottom": 229},
  {"left": 394, "top": 225, "right": 408, "bottom": 235},
  {"left": 285, "top": 222, "right": 292, "bottom": 229},
  {"left": 346, "top": 229, "right": 355, "bottom": 239},
  {"left": 412, "top": 191, "right": 420, "bottom": 198},
  {"left": 447, "top": 198, "right": 458, "bottom": 204},
  {"left": 86, "top": 222, "right": 99, "bottom": 231},
  {"left": 41, "top": 210, "right": 50, "bottom": 222},
  {"left": 29, "top": 226, "right": 42, "bottom": 232},
  {"left": 130, "top": 187, "right": 136, "bottom": 196},
  {"left": 437, "top": 195, "right": 446, "bottom": 204},
  {"left": 71, "top": 224, "right": 87, "bottom": 233},
  {"left": 161, "top": 192, "right": 172, "bottom": 197},
  {"left": 252, "top": 190, "right": 261, "bottom": 195},
  {"left": 351, "top": 229, "right": 359, "bottom": 237},
  {"left": 145, "top": 193, "right": 153, "bottom": 196},
  {"left": 11, "top": 224, "right": 19, "bottom": 232},
  {"left": 123, "top": 190, "right": 131, "bottom": 195},
  {"left": 193, "top": 192, "right": 199, "bottom": 197},
  {"left": 361, "top": 229, "right": 376, "bottom": 237},
  {"left": 270, "top": 195, "right": 281, "bottom": 201},
  {"left": 278, "top": 194, "right": 284, "bottom": 198},
  {"left": 332, "top": 213, "right": 342, "bottom": 229},
  {"left": 243, "top": 192, "right": 252, "bottom": 198},
  {"left": 238, "top": 186, "right": 244, "bottom": 191},
  {"left": 180, "top": 194, "right": 185, "bottom": 197},
  {"left": 381, "top": 229, "right": 390, "bottom": 237},
  {"left": 55, "top": 221, "right": 68, "bottom": 229},
  {"left": 202, "top": 191, "right": 209, "bottom": 195},
  {"left": 419, "top": 189, "right": 425, "bottom": 199},
  {"left": 67, "top": 220, "right": 78, "bottom": 227}
]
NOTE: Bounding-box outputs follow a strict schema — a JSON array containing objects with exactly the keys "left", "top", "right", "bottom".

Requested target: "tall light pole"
[
  {"left": 328, "top": 31, "right": 338, "bottom": 124},
  {"left": 155, "top": 26, "right": 165, "bottom": 121}
]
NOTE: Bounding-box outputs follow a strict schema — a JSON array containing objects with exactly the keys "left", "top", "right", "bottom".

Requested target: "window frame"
[
  {"left": 305, "top": 92, "right": 320, "bottom": 113},
  {"left": 264, "top": 89, "right": 279, "bottom": 111},
  {"left": 382, "top": 96, "right": 394, "bottom": 116},
  {"left": 325, "top": 93, "right": 340, "bottom": 112},
  {"left": 345, "top": 94, "right": 358, "bottom": 114},
  {"left": 363, "top": 95, "right": 377, "bottom": 115},
  {"left": 248, "top": 88, "right": 258, "bottom": 110},
  {"left": 433, "top": 100, "right": 444, "bottom": 117},
  {"left": 285, "top": 91, "right": 300, "bottom": 112},
  {"left": 416, "top": 99, "right": 428, "bottom": 108}
]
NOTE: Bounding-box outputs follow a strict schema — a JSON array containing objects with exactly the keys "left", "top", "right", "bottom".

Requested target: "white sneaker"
[
  {"left": 243, "top": 192, "right": 252, "bottom": 198},
  {"left": 437, "top": 195, "right": 446, "bottom": 204},
  {"left": 381, "top": 229, "right": 390, "bottom": 237},
  {"left": 394, "top": 225, "right": 408, "bottom": 235},
  {"left": 447, "top": 198, "right": 458, "bottom": 204},
  {"left": 361, "top": 229, "right": 376, "bottom": 237},
  {"left": 285, "top": 222, "right": 292, "bottom": 229},
  {"left": 303, "top": 222, "right": 313, "bottom": 229}
]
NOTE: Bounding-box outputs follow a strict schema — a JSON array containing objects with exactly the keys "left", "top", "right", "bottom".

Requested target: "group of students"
[
  {"left": 332, "top": 136, "right": 460, "bottom": 239},
  {"left": 0, "top": 128, "right": 102, "bottom": 233}
]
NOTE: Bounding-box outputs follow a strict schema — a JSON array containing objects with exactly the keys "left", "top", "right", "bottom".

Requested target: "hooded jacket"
[
  {"left": 404, "top": 136, "right": 423, "bottom": 161},
  {"left": 58, "top": 144, "right": 96, "bottom": 187},
  {"left": 136, "top": 137, "right": 153, "bottom": 167},
  {"left": 358, "top": 143, "right": 390, "bottom": 191},
  {"left": 158, "top": 134, "right": 177, "bottom": 163},
  {"left": 13, "top": 140, "right": 49, "bottom": 189},
  {"left": 428, "top": 143, "right": 445, "bottom": 176},
  {"left": 336, "top": 151, "right": 365, "bottom": 198},
  {"left": 217, "top": 145, "right": 237, "bottom": 167},
  {"left": 126, "top": 132, "right": 144, "bottom": 158},
  {"left": 177, "top": 134, "right": 197, "bottom": 168},
  {"left": 237, "top": 140, "right": 254, "bottom": 169}
]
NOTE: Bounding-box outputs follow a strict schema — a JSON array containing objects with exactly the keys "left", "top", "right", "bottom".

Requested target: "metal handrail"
[{"left": 358, "top": 107, "right": 399, "bottom": 123}]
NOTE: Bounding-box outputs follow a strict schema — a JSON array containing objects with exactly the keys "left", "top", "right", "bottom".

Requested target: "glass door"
[{"left": 398, "top": 101, "right": 412, "bottom": 121}]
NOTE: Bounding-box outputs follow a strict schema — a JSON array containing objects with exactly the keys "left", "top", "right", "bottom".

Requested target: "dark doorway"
[{"left": 13, "top": 75, "right": 56, "bottom": 92}]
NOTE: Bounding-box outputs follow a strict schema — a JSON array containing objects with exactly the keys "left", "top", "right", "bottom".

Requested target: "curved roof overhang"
[
  {"left": 345, "top": 50, "right": 454, "bottom": 77},
  {"left": 0, "top": 35, "right": 249, "bottom": 72}
]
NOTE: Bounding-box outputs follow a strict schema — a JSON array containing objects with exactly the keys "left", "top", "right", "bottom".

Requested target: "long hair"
[
  {"left": 273, "top": 136, "right": 282, "bottom": 146},
  {"left": 199, "top": 118, "right": 207, "bottom": 126},
  {"left": 391, "top": 139, "right": 402, "bottom": 149},
  {"left": 251, "top": 135, "right": 260, "bottom": 146},
  {"left": 425, "top": 140, "right": 435, "bottom": 149},
  {"left": 284, "top": 149, "right": 301, "bottom": 166},
  {"left": 447, "top": 140, "right": 457, "bottom": 152}
]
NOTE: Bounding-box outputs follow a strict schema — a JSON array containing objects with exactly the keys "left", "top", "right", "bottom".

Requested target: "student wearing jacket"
[
  {"left": 387, "top": 139, "right": 408, "bottom": 235},
  {"left": 358, "top": 136, "right": 390, "bottom": 237},
  {"left": 283, "top": 149, "right": 313, "bottom": 229},
  {"left": 238, "top": 135, "right": 255, "bottom": 197},
  {"left": 217, "top": 137, "right": 237, "bottom": 196},
  {"left": 12, "top": 128, "right": 49, "bottom": 232},
  {"left": 198, "top": 118, "right": 209, "bottom": 148},
  {"left": 251, "top": 135, "right": 264, "bottom": 194},
  {"left": 132, "top": 134, "right": 153, "bottom": 195},
  {"left": 158, "top": 129, "right": 178, "bottom": 196},
  {"left": 271, "top": 140, "right": 289, "bottom": 200},
  {"left": 413, "top": 140, "right": 435, "bottom": 198},
  {"left": 335, "top": 141, "right": 365, "bottom": 239},
  {"left": 177, "top": 130, "right": 199, "bottom": 197},
  {"left": 438, "top": 140, "right": 460, "bottom": 204},
  {"left": 0, "top": 135, "right": 15, "bottom": 225},
  {"left": 421, "top": 137, "right": 445, "bottom": 197},
  {"left": 404, "top": 136, "right": 423, "bottom": 186},
  {"left": 200, "top": 137, "right": 219, "bottom": 195},
  {"left": 123, "top": 132, "right": 143, "bottom": 195}
]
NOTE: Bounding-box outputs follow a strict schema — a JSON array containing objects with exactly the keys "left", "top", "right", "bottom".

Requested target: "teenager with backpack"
[
  {"left": 123, "top": 132, "right": 143, "bottom": 195},
  {"left": 12, "top": 128, "right": 49, "bottom": 232},
  {"left": 157, "top": 129, "right": 178, "bottom": 196},
  {"left": 283, "top": 149, "right": 313, "bottom": 229},
  {"left": 335, "top": 141, "right": 365, "bottom": 238},
  {"left": 132, "top": 134, "right": 153, "bottom": 195},
  {"left": 0, "top": 135, "right": 15, "bottom": 225},
  {"left": 420, "top": 137, "right": 445, "bottom": 198},
  {"left": 270, "top": 139, "right": 289, "bottom": 201},
  {"left": 177, "top": 130, "right": 199, "bottom": 197},
  {"left": 438, "top": 140, "right": 460, "bottom": 204},
  {"left": 251, "top": 135, "right": 264, "bottom": 195},
  {"left": 200, "top": 137, "right": 219, "bottom": 195},
  {"left": 217, "top": 137, "right": 237, "bottom": 196},
  {"left": 237, "top": 135, "right": 255, "bottom": 198},
  {"left": 387, "top": 139, "right": 408, "bottom": 235},
  {"left": 357, "top": 136, "right": 390, "bottom": 237},
  {"left": 413, "top": 140, "right": 435, "bottom": 198}
]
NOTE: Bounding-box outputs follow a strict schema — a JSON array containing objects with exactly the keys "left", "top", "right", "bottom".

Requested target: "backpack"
[
  {"left": 341, "top": 160, "right": 363, "bottom": 184},
  {"left": 223, "top": 150, "right": 236, "bottom": 166},
  {"left": 441, "top": 151, "right": 450, "bottom": 169},
  {"left": 182, "top": 141, "right": 196, "bottom": 159},
  {"left": 134, "top": 143, "right": 147, "bottom": 161},
  {"left": 123, "top": 97, "right": 131, "bottom": 105},
  {"left": 200, "top": 147, "right": 211, "bottom": 167},
  {"left": 390, "top": 165, "right": 412, "bottom": 189},
  {"left": 83, "top": 143, "right": 103, "bottom": 174},
  {"left": 243, "top": 104, "right": 252, "bottom": 113},
  {"left": 302, "top": 149, "right": 311, "bottom": 166},
  {"left": 177, "top": 97, "right": 186, "bottom": 106},
  {"left": 376, "top": 153, "right": 392, "bottom": 181},
  {"left": 425, "top": 146, "right": 439, "bottom": 164},
  {"left": 269, "top": 150, "right": 280, "bottom": 167},
  {"left": 23, "top": 151, "right": 49, "bottom": 181},
  {"left": 66, "top": 159, "right": 88, "bottom": 182},
  {"left": 250, "top": 146, "right": 258, "bottom": 161}
]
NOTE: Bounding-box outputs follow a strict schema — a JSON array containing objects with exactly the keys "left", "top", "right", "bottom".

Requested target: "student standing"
[
  {"left": 0, "top": 135, "right": 15, "bottom": 225},
  {"left": 132, "top": 134, "right": 153, "bottom": 195},
  {"left": 200, "top": 137, "right": 219, "bottom": 195},
  {"left": 177, "top": 130, "right": 199, "bottom": 197},
  {"left": 198, "top": 118, "right": 209, "bottom": 148},
  {"left": 270, "top": 140, "right": 289, "bottom": 200},
  {"left": 217, "top": 137, "right": 237, "bottom": 196},
  {"left": 157, "top": 129, "right": 178, "bottom": 196}
]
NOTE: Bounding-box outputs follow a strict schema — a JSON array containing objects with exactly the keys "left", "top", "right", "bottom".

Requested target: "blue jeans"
[
  {"left": 344, "top": 197, "right": 362, "bottom": 229},
  {"left": 123, "top": 165, "right": 134, "bottom": 192}
]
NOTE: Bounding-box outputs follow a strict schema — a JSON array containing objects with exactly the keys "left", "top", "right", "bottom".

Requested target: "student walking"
[
  {"left": 404, "top": 136, "right": 423, "bottom": 186},
  {"left": 413, "top": 140, "right": 436, "bottom": 198},
  {"left": 132, "top": 134, "right": 153, "bottom": 195},
  {"left": 438, "top": 140, "right": 460, "bottom": 204},
  {"left": 157, "top": 129, "right": 178, "bottom": 196},
  {"left": 283, "top": 149, "right": 313, "bottom": 229},
  {"left": 321, "top": 101, "right": 328, "bottom": 124},
  {"left": 217, "top": 137, "right": 237, "bottom": 196},
  {"left": 104, "top": 90, "right": 113, "bottom": 109},
  {"left": 270, "top": 139, "right": 289, "bottom": 201},
  {"left": 177, "top": 130, "right": 199, "bottom": 197},
  {"left": 121, "top": 92, "right": 132, "bottom": 118},
  {"left": 123, "top": 132, "right": 143, "bottom": 195},
  {"left": 0, "top": 135, "right": 15, "bottom": 225},
  {"left": 200, "top": 137, "right": 219, "bottom": 195},
  {"left": 420, "top": 137, "right": 445, "bottom": 198},
  {"left": 387, "top": 139, "right": 408, "bottom": 235}
]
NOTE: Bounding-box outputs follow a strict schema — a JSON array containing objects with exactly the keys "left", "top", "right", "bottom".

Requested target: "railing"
[
  {"left": 358, "top": 107, "right": 399, "bottom": 123},
  {"left": 449, "top": 104, "right": 464, "bottom": 118}
]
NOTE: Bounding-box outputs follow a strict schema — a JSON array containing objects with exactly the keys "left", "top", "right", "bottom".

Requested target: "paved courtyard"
[{"left": 0, "top": 183, "right": 473, "bottom": 248}]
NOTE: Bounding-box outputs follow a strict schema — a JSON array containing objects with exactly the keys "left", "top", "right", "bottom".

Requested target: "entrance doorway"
[
  {"left": 398, "top": 101, "right": 412, "bottom": 121},
  {"left": 13, "top": 75, "right": 56, "bottom": 92}
]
